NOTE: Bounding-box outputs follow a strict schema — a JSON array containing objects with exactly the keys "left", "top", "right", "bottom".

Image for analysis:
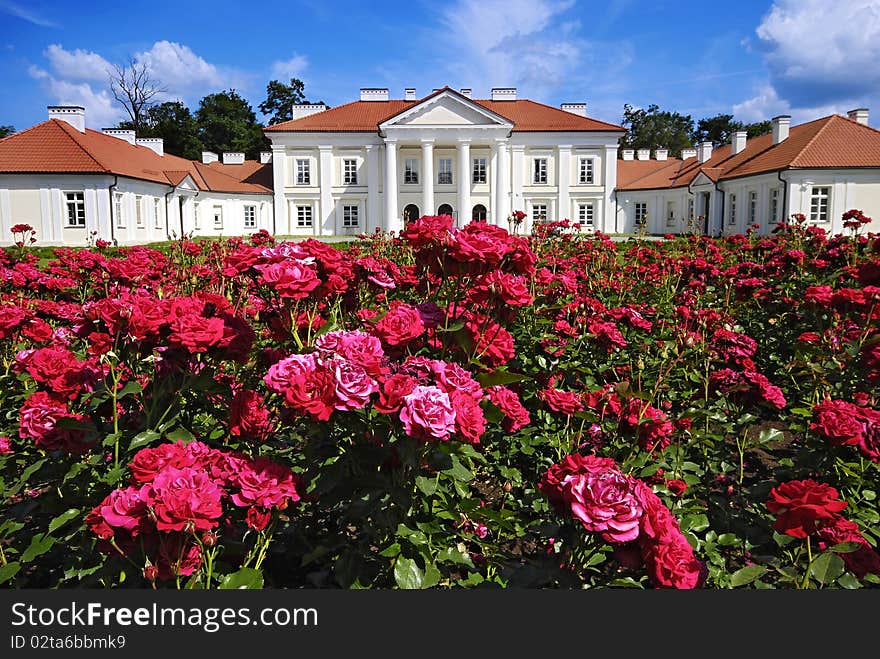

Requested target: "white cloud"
[
  {"left": 38, "top": 74, "right": 123, "bottom": 128},
  {"left": 0, "top": 1, "right": 58, "bottom": 28},
  {"left": 44, "top": 44, "right": 113, "bottom": 83},
  {"left": 133, "top": 41, "right": 224, "bottom": 96},
  {"left": 271, "top": 54, "right": 308, "bottom": 81},
  {"left": 733, "top": 83, "right": 848, "bottom": 125}
]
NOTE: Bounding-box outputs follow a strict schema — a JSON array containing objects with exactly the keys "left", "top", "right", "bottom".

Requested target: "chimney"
[
  {"left": 771, "top": 115, "right": 791, "bottom": 144},
  {"left": 491, "top": 87, "right": 517, "bottom": 101},
  {"left": 136, "top": 137, "right": 164, "bottom": 156},
  {"left": 459, "top": 88, "right": 472, "bottom": 99},
  {"left": 655, "top": 148, "right": 668, "bottom": 161},
  {"left": 222, "top": 152, "right": 245, "bottom": 165},
  {"left": 404, "top": 88, "right": 417, "bottom": 101},
  {"left": 259, "top": 151, "right": 272, "bottom": 164},
  {"left": 681, "top": 147, "right": 697, "bottom": 160},
  {"left": 201, "top": 151, "right": 219, "bottom": 164},
  {"left": 636, "top": 148, "right": 650, "bottom": 160},
  {"left": 847, "top": 108, "right": 869, "bottom": 125},
  {"left": 731, "top": 131, "right": 747, "bottom": 155},
  {"left": 697, "top": 141, "right": 713, "bottom": 163},
  {"left": 291, "top": 103, "right": 327, "bottom": 120},
  {"left": 102, "top": 128, "right": 136, "bottom": 145},
  {"left": 621, "top": 149, "right": 634, "bottom": 161},
  {"left": 360, "top": 88, "right": 389, "bottom": 101},
  {"left": 48, "top": 106, "right": 85, "bottom": 133},
  {"left": 561, "top": 103, "right": 587, "bottom": 117}
]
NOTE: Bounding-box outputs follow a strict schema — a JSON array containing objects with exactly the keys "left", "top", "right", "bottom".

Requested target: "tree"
[
  {"left": 0, "top": 125, "right": 14, "bottom": 139},
  {"left": 259, "top": 78, "right": 309, "bottom": 125},
  {"left": 691, "top": 113, "right": 741, "bottom": 146},
  {"left": 119, "top": 101, "right": 203, "bottom": 160},
  {"left": 745, "top": 120, "right": 772, "bottom": 139},
  {"left": 109, "top": 57, "right": 167, "bottom": 135},
  {"left": 195, "top": 89, "right": 269, "bottom": 160},
  {"left": 620, "top": 103, "right": 694, "bottom": 158}
]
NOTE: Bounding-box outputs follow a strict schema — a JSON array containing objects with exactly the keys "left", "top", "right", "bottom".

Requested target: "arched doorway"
[
  {"left": 472, "top": 204, "right": 487, "bottom": 222},
  {"left": 437, "top": 203, "right": 454, "bottom": 218},
  {"left": 403, "top": 204, "right": 420, "bottom": 223}
]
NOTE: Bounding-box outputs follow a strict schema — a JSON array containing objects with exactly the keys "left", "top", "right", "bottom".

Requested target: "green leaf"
[
  {"left": 681, "top": 514, "right": 709, "bottom": 533},
  {"left": 218, "top": 567, "right": 264, "bottom": 589},
  {"left": 476, "top": 369, "right": 532, "bottom": 388},
  {"left": 128, "top": 430, "right": 161, "bottom": 452},
  {"left": 437, "top": 547, "right": 475, "bottom": 568},
  {"left": 116, "top": 381, "right": 143, "bottom": 399},
  {"left": 443, "top": 455, "right": 473, "bottom": 483},
  {"left": 757, "top": 428, "right": 785, "bottom": 445},
  {"left": 48, "top": 508, "right": 81, "bottom": 534},
  {"left": 166, "top": 427, "right": 196, "bottom": 443},
  {"left": 828, "top": 541, "right": 863, "bottom": 554},
  {"left": 22, "top": 534, "right": 56, "bottom": 563},
  {"left": 102, "top": 432, "right": 122, "bottom": 448},
  {"left": 731, "top": 564, "right": 767, "bottom": 587},
  {"left": 394, "top": 556, "right": 426, "bottom": 589},
  {"left": 415, "top": 476, "right": 437, "bottom": 496},
  {"left": 379, "top": 543, "right": 401, "bottom": 558},
  {"left": 0, "top": 562, "right": 20, "bottom": 585},
  {"left": 422, "top": 562, "right": 441, "bottom": 588},
  {"left": 810, "top": 552, "right": 845, "bottom": 584}
]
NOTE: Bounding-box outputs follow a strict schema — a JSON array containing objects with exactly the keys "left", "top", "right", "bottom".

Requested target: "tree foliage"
[
  {"left": 0, "top": 125, "right": 14, "bottom": 139},
  {"left": 108, "top": 57, "right": 167, "bottom": 135},
  {"left": 692, "top": 113, "right": 773, "bottom": 146},
  {"left": 195, "top": 89, "right": 270, "bottom": 159},
  {"left": 620, "top": 104, "right": 695, "bottom": 157},
  {"left": 119, "top": 102, "right": 203, "bottom": 160},
  {"left": 259, "top": 78, "right": 310, "bottom": 125}
]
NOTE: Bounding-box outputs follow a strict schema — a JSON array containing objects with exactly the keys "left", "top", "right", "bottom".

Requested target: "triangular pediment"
[
  {"left": 380, "top": 90, "right": 512, "bottom": 130},
  {"left": 690, "top": 171, "right": 716, "bottom": 187}
]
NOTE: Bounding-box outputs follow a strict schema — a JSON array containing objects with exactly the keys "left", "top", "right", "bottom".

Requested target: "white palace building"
[{"left": 1, "top": 85, "right": 880, "bottom": 245}]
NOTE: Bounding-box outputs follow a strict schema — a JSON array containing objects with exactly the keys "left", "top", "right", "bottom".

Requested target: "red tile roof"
[
  {"left": 618, "top": 114, "right": 880, "bottom": 190},
  {"left": 0, "top": 119, "right": 272, "bottom": 194},
  {"left": 265, "top": 87, "right": 624, "bottom": 133}
]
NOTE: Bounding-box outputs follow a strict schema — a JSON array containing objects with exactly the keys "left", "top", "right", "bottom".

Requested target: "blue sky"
[{"left": 1, "top": 0, "right": 879, "bottom": 132}]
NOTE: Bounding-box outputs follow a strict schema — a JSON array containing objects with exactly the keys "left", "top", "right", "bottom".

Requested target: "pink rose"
[
  {"left": 230, "top": 457, "right": 303, "bottom": 510},
  {"left": 263, "top": 353, "right": 318, "bottom": 394},
  {"left": 399, "top": 385, "right": 456, "bottom": 441},
  {"left": 329, "top": 358, "right": 379, "bottom": 410},
  {"left": 140, "top": 466, "right": 223, "bottom": 532}
]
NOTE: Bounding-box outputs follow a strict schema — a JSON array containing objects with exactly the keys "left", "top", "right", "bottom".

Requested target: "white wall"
[{"left": 188, "top": 193, "right": 272, "bottom": 239}]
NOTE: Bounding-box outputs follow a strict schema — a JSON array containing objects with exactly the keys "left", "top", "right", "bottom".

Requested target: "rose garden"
[{"left": 0, "top": 211, "right": 878, "bottom": 590}]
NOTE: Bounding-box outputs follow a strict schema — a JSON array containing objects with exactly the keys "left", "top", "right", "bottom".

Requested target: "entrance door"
[{"left": 700, "top": 192, "right": 711, "bottom": 234}]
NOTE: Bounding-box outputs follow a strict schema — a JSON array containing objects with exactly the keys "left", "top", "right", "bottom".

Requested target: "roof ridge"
[
  {"left": 836, "top": 112, "right": 880, "bottom": 137},
  {"left": 789, "top": 115, "right": 836, "bottom": 168},
  {"left": 501, "top": 97, "right": 625, "bottom": 131}
]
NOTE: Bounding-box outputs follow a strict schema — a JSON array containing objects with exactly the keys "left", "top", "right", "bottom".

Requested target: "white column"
[
  {"left": 421, "top": 140, "right": 434, "bottom": 217},
  {"left": 497, "top": 141, "right": 510, "bottom": 229},
  {"left": 492, "top": 141, "right": 504, "bottom": 224},
  {"left": 603, "top": 145, "right": 618, "bottom": 233},
  {"left": 366, "top": 144, "right": 380, "bottom": 232},
  {"left": 511, "top": 145, "right": 525, "bottom": 221},
  {"left": 457, "top": 139, "right": 471, "bottom": 226},
  {"left": 384, "top": 139, "right": 400, "bottom": 233},
  {"left": 318, "top": 145, "right": 334, "bottom": 236},
  {"left": 557, "top": 145, "right": 571, "bottom": 224},
  {"left": 271, "top": 145, "right": 287, "bottom": 234}
]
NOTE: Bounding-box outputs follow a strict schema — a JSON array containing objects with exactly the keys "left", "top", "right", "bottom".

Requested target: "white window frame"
[
  {"left": 577, "top": 202, "right": 594, "bottom": 227},
  {"left": 809, "top": 186, "right": 831, "bottom": 223},
  {"left": 748, "top": 191, "right": 757, "bottom": 225},
  {"left": 244, "top": 204, "right": 256, "bottom": 228},
  {"left": 135, "top": 195, "right": 144, "bottom": 228},
  {"left": 666, "top": 200, "right": 677, "bottom": 227},
  {"left": 578, "top": 157, "right": 595, "bottom": 185},
  {"left": 114, "top": 192, "right": 125, "bottom": 229},
  {"left": 532, "top": 202, "right": 549, "bottom": 223},
  {"left": 296, "top": 158, "right": 311, "bottom": 186},
  {"left": 533, "top": 158, "right": 548, "bottom": 184},
  {"left": 404, "top": 158, "right": 419, "bottom": 184},
  {"left": 213, "top": 205, "right": 223, "bottom": 229},
  {"left": 343, "top": 158, "right": 358, "bottom": 185},
  {"left": 728, "top": 194, "right": 737, "bottom": 226},
  {"left": 64, "top": 191, "right": 86, "bottom": 228},
  {"left": 297, "top": 204, "right": 313, "bottom": 228},
  {"left": 472, "top": 157, "right": 487, "bottom": 184},
  {"left": 769, "top": 188, "right": 780, "bottom": 224},
  {"left": 437, "top": 157, "right": 453, "bottom": 185},
  {"left": 635, "top": 202, "right": 647, "bottom": 225},
  {"left": 193, "top": 203, "right": 201, "bottom": 230},
  {"left": 154, "top": 198, "right": 163, "bottom": 229},
  {"left": 342, "top": 204, "right": 359, "bottom": 228}
]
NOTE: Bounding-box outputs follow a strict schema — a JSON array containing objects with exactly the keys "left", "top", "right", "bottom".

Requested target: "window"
[
  {"left": 578, "top": 202, "right": 594, "bottom": 227},
  {"left": 404, "top": 158, "right": 419, "bottom": 184},
  {"left": 193, "top": 203, "right": 200, "bottom": 230},
  {"left": 64, "top": 192, "right": 85, "bottom": 227},
  {"left": 244, "top": 205, "right": 256, "bottom": 228},
  {"left": 579, "top": 157, "right": 594, "bottom": 184},
  {"left": 635, "top": 202, "right": 647, "bottom": 225},
  {"left": 154, "top": 198, "right": 163, "bottom": 229},
  {"left": 114, "top": 192, "right": 124, "bottom": 228},
  {"left": 748, "top": 191, "right": 757, "bottom": 226},
  {"left": 213, "top": 205, "right": 223, "bottom": 229},
  {"left": 769, "top": 189, "right": 780, "bottom": 224},
  {"left": 297, "top": 205, "right": 313, "bottom": 228},
  {"left": 438, "top": 158, "right": 453, "bottom": 185},
  {"left": 343, "top": 204, "right": 359, "bottom": 228},
  {"left": 296, "top": 159, "right": 311, "bottom": 185},
  {"left": 472, "top": 204, "right": 487, "bottom": 222},
  {"left": 687, "top": 197, "right": 694, "bottom": 221},
  {"left": 533, "top": 158, "right": 548, "bottom": 184},
  {"left": 532, "top": 203, "right": 548, "bottom": 223},
  {"left": 135, "top": 195, "right": 144, "bottom": 228},
  {"left": 343, "top": 158, "right": 358, "bottom": 185},
  {"left": 666, "top": 201, "right": 677, "bottom": 227},
  {"left": 472, "top": 158, "right": 487, "bottom": 184},
  {"left": 728, "top": 194, "right": 737, "bottom": 226},
  {"left": 809, "top": 186, "right": 830, "bottom": 223}
]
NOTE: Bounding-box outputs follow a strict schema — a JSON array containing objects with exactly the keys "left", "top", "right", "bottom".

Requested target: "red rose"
[
  {"left": 140, "top": 466, "right": 223, "bottom": 532},
  {"left": 811, "top": 399, "right": 867, "bottom": 446},
  {"left": 229, "top": 389, "right": 274, "bottom": 442},
  {"left": 487, "top": 385, "right": 531, "bottom": 432},
  {"left": 766, "top": 479, "right": 848, "bottom": 538},
  {"left": 539, "top": 387, "right": 584, "bottom": 415},
  {"left": 372, "top": 303, "right": 425, "bottom": 348},
  {"left": 817, "top": 516, "right": 880, "bottom": 578},
  {"left": 449, "top": 389, "right": 486, "bottom": 444},
  {"left": 374, "top": 373, "right": 417, "bottom": 414},
  {"left": 230, "top": 457, "right": 302, "bottom": 510}
]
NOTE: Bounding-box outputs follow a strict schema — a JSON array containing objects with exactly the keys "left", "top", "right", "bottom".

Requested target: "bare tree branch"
[{"left": 108, "top": 56, "right": 168, "bottom": 133}]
